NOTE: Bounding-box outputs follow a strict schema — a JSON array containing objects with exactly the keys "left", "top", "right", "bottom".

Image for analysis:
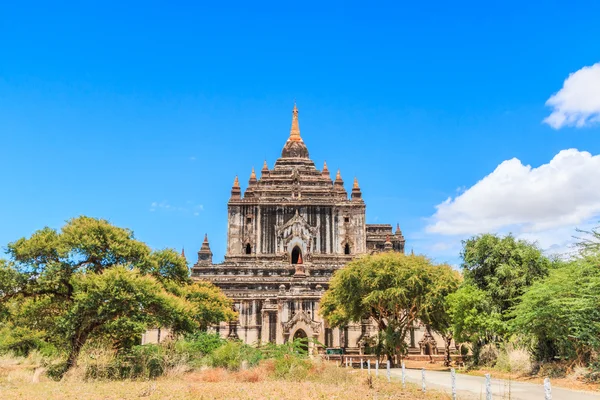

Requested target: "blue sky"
[{"left": 1, "top": 1, "right": 600, "bottom": 265}]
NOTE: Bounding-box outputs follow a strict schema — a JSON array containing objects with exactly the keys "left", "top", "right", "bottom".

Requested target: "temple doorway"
[
  {"left": 293, "top": 329, "right": 308, "bottom": 354},
  {"left": 291, "top": 246, "right": 303, "bottom": 264}
]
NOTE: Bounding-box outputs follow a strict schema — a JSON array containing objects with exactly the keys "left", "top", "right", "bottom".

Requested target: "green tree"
[
  {"left": 461, "top": 233, "right": 551, "bottom": 313},
  {"left": 320, "top": 252, "right": 457, "bottom": 365},
  {"left": 419, "top": 266, "right": 462, "bottom": 366},
  {"left": 0, "top": 216, "right": 235, "bottom": 373},
  {"left": 511, "top": 258, "right": 600, "bottom": 364},
  {"left": 448, "top": 234, "right": 552, "bottom": 364}
]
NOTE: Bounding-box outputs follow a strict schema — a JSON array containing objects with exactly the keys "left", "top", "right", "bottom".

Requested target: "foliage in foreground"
[
  {"left": 447, "top": 233, "right": 552, "bottom": 364},
  {"left": 0, "top": 216, "right": 236, "bottom": 376},
  {"left": 320, "top": 252, "right": 460, "bottom": 365}
]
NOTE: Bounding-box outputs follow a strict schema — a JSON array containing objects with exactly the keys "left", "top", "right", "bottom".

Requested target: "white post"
[
  {"left": 451, "top": 368, "right": 457, "bottom": 400},
  {"left": 401, "top": 362, "right": 406, "bottom": 388},
  {"left": 375, "top": 359, "right": 379, "bottom": 377},
  {"left": 485, "top": 374, "right": 492, "bottom": 400},
  {"left": 350, "top": 358, "right": 353, "bottom": 368},
  {"left": 360, "top": 358, "right": 363, "bottom": 371},
  {"left": 544, "top": 377, "right": 552, "bottom": 400},
  {"left": 421, "top": 368, "right": 426, "bottom": 393},
  {"left": 386, "top": 360, "right": 391, "bottom": 382},
  {"left": 367, "top": 359, "right": 371, "bottom": 375}
]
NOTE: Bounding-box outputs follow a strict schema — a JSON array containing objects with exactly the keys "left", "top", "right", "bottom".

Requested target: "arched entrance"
[
  {"left": 245, "top": 243, "right": 252, "bottom": 254},
  {"left": 291, "top": 246, "right": 303, "bottom": 264},
  {"left": 293, "top": 329, "right": 308, "bottom": 354}
]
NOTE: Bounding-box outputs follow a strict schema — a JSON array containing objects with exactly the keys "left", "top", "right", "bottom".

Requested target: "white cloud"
[
  {"left": 543, "top": 62, "right": 600, "bottom": 129},
  {"left": 426, "top": 149, "right": 600, "bottom": 254},
  {"left": 149, "top": 201, "right": 203, "bottom": 216}
]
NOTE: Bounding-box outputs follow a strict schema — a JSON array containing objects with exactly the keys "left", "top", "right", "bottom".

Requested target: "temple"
[{"left": 188, "top": 105, "right": 441, "bottom": 356}]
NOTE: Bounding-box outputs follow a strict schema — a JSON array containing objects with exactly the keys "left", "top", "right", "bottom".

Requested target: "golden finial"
[
  {"left": 336, "top": 169, "right": 342, "bottom": 181},
  {"left": 353, "top": 177, "right": 359, "bottom": 189},
  {"left": 233, "top": 176, "right": 240, "bottom": 187},
  {"left": 250, "top": 167, "right": 256, "bottom": 180},
  {"left": 289, "top": 103, "right": 302, "bottom": 142},
  {"left": 323, "top": 161, "right": 329, "bottom": 172},
  {"left": 262, "top": 160, "right": 268, "bottom": 171}
]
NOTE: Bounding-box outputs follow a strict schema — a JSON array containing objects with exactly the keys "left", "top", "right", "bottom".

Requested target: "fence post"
[
  {"left": 386, "top": 360, "right": 391, "bottom": 382},
  {"left": 421, "top": 368, "right": 426, "bottom": 393},
  {"left": 485, "top": 373, "right": 492, "bottom": 400},
  {"left": 375, "top": 359, "right": 379, "bottom": 377},
  {"left": 451, "top": 368, "right": 457, "bottom": 400},
  {"left": 360, "top": 358, "right": 363, "bottom": 371},
  {"left": 367, "top": 359, "right": 371, "bottom": 375},
  {"left": 401, "top": 362, "right": 406, "bottom": 388},
  {"left": 544, "top": 377, "right": 552, "bottom": 400}
]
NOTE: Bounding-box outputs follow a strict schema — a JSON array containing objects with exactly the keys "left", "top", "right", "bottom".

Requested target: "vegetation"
[
  {"left": 447, "top": 234, "right": 552, "bottom": 363},
  {"left": 0, "top": 216, "right": 235, "bottom": 377},
  {"left": 320, "top": 252, "right": 460, "bottom": 365},
  {"left": 448, "top": 230, "right": 600, "bottom": 382}
]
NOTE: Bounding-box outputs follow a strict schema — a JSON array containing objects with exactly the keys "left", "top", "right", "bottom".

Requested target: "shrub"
[
  {"left": 272, "top": 354, "right": 312, "bottom": 380},
  {"left": 495, "top": 345, "right": 532, "bottom": 374},
  {"left": 208, "top": 341, "right": 261, "bottom": 371},
  {"left": 178, "top": 332, "right": 225, "bottom": 356},
  {"left": 0, "top": 326, "right": 57, "bottom": 358},
  {"left": 479, "top": 344, "right": 499, "bottom": 367}
]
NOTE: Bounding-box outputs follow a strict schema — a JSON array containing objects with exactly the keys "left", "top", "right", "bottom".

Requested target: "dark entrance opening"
[
  {"left": 344, "top": 243, "right": 350, "bottom": 255},
  {"left": 291, "top": 246, "right": 302, "bottom": 264},
  {"left": 245, "top": 243, "right": 252, "bottom": 254},
  {"left": 293, "top": 329, "right": 309, "bottom": 354}
]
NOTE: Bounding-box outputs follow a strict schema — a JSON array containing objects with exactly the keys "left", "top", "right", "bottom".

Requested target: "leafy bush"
[
  {"left": 0, "top": 326, "right": 57, "bottom": 358},
  {"left": 272, "top": 354, "right": 312, "bottom": 380},
  {"left": 178, "top": 332, "right": 225, "bottom": 356},
  {"left": 208, "top": 341, "right": 261, "bottom": 371}
]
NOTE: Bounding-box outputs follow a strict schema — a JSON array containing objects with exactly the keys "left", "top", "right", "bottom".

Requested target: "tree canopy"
[
  {"left": 448, "top": 233, "right": 552, "bottom": 353},
  {"left": 320, "top": 252, "right": 459, "bottom": 364},
  {"left": 0, "top": 216, "right": 235, "bottom": 373}
]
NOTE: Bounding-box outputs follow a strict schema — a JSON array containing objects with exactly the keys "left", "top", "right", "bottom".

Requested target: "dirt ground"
[{"left": 0, "top": 360, "right": 451, "bottom": 400}]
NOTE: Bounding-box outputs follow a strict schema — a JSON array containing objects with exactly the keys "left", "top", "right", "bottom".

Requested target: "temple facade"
[{"left": 189, "top": 105, "right": 442, "bottom": 355}]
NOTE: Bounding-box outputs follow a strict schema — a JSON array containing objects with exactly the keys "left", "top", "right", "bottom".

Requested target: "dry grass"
[{"left": 0, "top": 359, "right": 451, "bottom": 400}]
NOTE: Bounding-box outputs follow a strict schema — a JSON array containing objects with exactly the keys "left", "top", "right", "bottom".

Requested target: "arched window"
[
  {"left": 344, "top": 243, "right": 351, "bottom": 255},
  {"left": 245, "top": 243, "right": 252, "bottom": 254},
  {"left": 291, "top": 246, "right": 303, "bottom": 264}
]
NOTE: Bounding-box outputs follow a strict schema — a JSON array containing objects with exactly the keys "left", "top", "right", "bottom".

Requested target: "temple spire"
[
  {"left": 322, "top": 161, "right": 330, "bottom": 179},
  {"left": 335, "top": 169, "right": 342, "bottom": 182},
  {"left": 231, "top": 176, "right": 241, "bottom": 199},
  {"left": 181, "top": 247, "right": 186, "bottom": 259},
  {"left": 351, "top": 177, "right": 362, "bottom": 201},
  {"left": 197, "top": 234, "right": 213, "bottom": 265},
  {"left": 249, "top": 167, "right": 257, "bottom": 184},
  {"left": 289, "top": 103, "right": 302, "bottom": 142}
]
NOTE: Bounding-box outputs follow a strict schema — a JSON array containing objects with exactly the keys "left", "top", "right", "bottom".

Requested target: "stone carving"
[{"left": 282, "top": 310, "right": 322, "bottom": 335}]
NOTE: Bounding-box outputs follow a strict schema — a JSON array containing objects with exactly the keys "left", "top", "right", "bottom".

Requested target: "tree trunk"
[
  {"left": 444, "top": 334, "right": 453, "bottom": 367},
  {"left": 66, "top": 332, "right": 88, "bottom": 371}
]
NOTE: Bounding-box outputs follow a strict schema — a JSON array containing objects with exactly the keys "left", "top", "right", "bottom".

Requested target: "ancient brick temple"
[{"left": 189, "top": 105, "right": 438, "bottom": 355}]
